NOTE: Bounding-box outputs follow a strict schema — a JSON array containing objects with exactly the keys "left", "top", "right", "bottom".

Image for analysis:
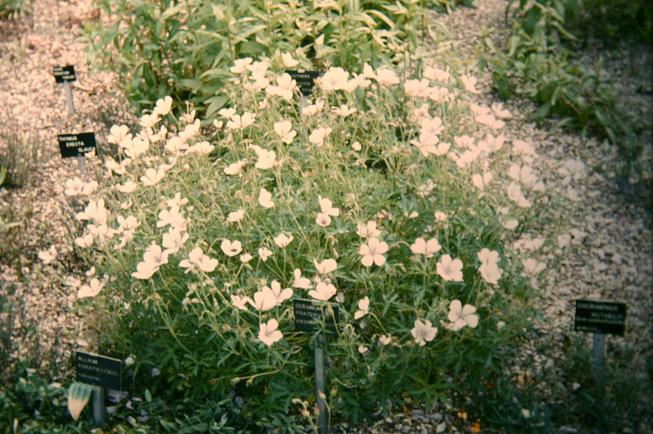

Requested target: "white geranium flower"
[
  {"left": 379, "top": 334, "right": 392, "bottom": 345},
  {"left": 258, "top": 319, "right": 283, "bottom": 347},
  {"left": 231, "top": 294, "right": 252, "bottom": 311},
  {"left": 318, "top": 67, "right": 350, "bottom": 91},
  {"left": 411, "top": 319, "right": 437, "bottom": 346},
  {"left": 227, "top": 209, "right": 245, "bottom": 224},
  {"left": 357, "top": 221, "right": 381, "bottom": 238},
  {"left": 153, "top": 96, "right": 173, "bottom": 117},
  {"left": 76, "top": 199, "right": 109, "bottom": 225},
  {"left": 358, "top": 237, "right": 389, "bottom": 267},
  {"left": 423, "top": 65, "right": 451, "bottom": 83},
  {"left": 140, "top": 166, "right": 166, "bottom": 186},
  {"left": 281, "top": 52, "right": 299, "bottom": 67},
  {"left": 436, "top": 254, "right": 463, "bottom": 282},
  {"left": 313, "top": 258, "right": 337, "bottom": 275},
  {"left": 507, "top": 182, "right": 531, "bottom": 208},
  {"left": 116, "top": 181, "right": 137, "bottom": 194},
  {"left": 309, "top": 127, "right": 332, "bottom": 147},
  {"left": 108, "top": 125, "right": 131, "bottom": 145},
  {"left": 315, "top": 213, "right": 331, "bottom": 227},
  {"left": 266, "top": 280, "right": 293, "bottom": 304},
  {"left": 75, "top": 233, "right": 94, "bottom": 248},
  {"left": 179, "top": 247, "right": 218, "bottom": 273},
  {"left": 319, "top": 197, "right": 339, "bottom": 216},
  {"left": 77, "top": 278, "right": 105, "bottom": 299},
  {"left": 230, "top": 57, "right": 253, "bottom": 74},
  {"left": 354, "top": 297, "right": 369, "bottom": 320},
  {"left": 410, "top": 237, "right": 441, "bottom": 258},
  {"left": 132, "top": 244, "right": 169, "bottom": 279},
  {"left": 251, "top": 145, "right": 277, "bottom": 170},
  {"left": 162, "top": 228, "right": 188, "bottom": 254},
  {"left": 445, "top": 300, "right": 479, "bottom": 330},
  {"left": 274, "top": 120, "right": 297, "bottom": 144},
  {"left": 221, "top": 239, "right": 242, "bottom": 257},
  {"left": 258, "top": 247, "right": 272, "bottom": 261},
  {"left": 472, "top": 171, "right": 493, "bottom": 191},
  {"left": 157, "top": 208, "right": 186, "bottom": 231},
  {"left": 308, "top": 281, "right": 337, "bottom": 301},
  {"left": 258, "top": 188, "right": 275, "bottom": 208},
  {"left": 375, "top": 67, "right": 400, "bottom": 87},
  {"left": 226, "top": 112, "right": 256, "bottom": 130},
  {"left": 460, "top": 74, "right": 479, "bottom": 94},
  {"left": 249, "top": 287, "right": 278, "bottom": 312},
  {"left": 274, "top": 232, "right": 293, "bottom": 248},
  {"left": 224, "top": 159, "right": 247, "bottom": 176},
  {"left": 333, "top": 104, "right": 356, "bottom": 117},
  {"left": 293, "top": 269, "right": 312, "bottom": 289}
]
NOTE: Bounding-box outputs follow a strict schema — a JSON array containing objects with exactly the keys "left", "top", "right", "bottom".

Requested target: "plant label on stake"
[
  {"left": 286, "top": 70, "right": 321, "bottom": 97},
  {"left": 53, "top": 65, "right": 76, "bottom": 115},
  {"left": 75, "top": 351, "right": 123, "bottom": 426},
  {"left": 293, "top": 299, "right": 339, "bottom": 434},
  {"left": 574, "top": 300, "right": 626, "bottom": 382},
  {"left": 58, "top": 132, "right": 96, "bottom": 174}
]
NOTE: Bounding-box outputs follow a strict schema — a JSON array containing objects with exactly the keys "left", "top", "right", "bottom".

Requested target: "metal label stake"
[
  {"left": 63, "top": 80, "right": 75, "bottom": 115},
  {"left": 592, "top": 333, "right": 606, "bottom": 380},
  {"left": 315, "top": 334, "right": 328, "bottom": 434},
  {"left": 92, "top": 386, "right": 106, "bottom": 427}
]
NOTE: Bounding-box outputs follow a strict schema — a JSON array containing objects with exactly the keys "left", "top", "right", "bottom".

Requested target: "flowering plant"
[{"left": 70, "top": 58, "right": 545, "bottom": 427}]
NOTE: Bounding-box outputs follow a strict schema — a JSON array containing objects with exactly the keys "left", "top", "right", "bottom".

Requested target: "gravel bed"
[{"left": 1, "top": 0, "right": 651, "bottom": 432}]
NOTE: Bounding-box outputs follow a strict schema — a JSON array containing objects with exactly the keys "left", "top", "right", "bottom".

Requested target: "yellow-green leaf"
[{"left": 67, "top": 382, "right": 93, "bottom": 421}]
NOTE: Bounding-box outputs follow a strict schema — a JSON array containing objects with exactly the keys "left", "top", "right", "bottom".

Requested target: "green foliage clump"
[
  {"left": 84, "top": 0, "right": 424, "bottom": 118},
  {"left": 487, "top": 0, "right": 648, "bottom": 174},
  {"left": 0, "top": 0, "right": 25, "bottom": 19}
]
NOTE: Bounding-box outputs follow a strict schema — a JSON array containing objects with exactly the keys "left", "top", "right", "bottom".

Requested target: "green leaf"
[
  {"left": 67, "top": 382, "right": 93, "bottom": 421},
  {"left": 205, "top": 95, "right": 229, "bottom": 118},
  {"left": 145, "top": 389, "right": 152, "bottom": 402}
]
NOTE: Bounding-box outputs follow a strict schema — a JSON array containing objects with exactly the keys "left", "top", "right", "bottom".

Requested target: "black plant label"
[
  {"left": 58, "top": 132, "right": 96, "bottom": 158},
  {"left": 574, "top": 300, "right": 626, "bottom": 335},
  {"left": 53, "top": 65, "right": 76, "bottom": 83}
]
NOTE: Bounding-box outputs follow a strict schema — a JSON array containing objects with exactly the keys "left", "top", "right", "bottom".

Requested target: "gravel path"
[
  {"left": 0, "top": 0, "right": 131, "bottom": 375},
  {"left": 1, "top": 0, "right": 651, "bottom": 432}
]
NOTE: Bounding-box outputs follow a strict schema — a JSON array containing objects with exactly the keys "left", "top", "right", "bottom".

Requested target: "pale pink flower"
[
  {"left": 354, "top": 297, "right": 369, "bottom": 320},
  {"left": 274, "top": 120, "right": 297, "bottom": 144},
  {"left": 436, "top": 255, "right": 463, "bottom": 282},
  {"left": 444, "top": 300, "right": 479, "bottom": 330},
  {"left": 375, "top": 67, "right": 399, "bottom": 87},
  {"left": 179, "top": 247, "right": 218, "bottom": 273},
  {"left": 411, "top": 319, "right": 437, "bottom": 346},
  {"left": 308, "top": 281, "right": 337, "bottom": 301},
  {"left": 293, "top": 269, "right": 311, "bottom": 289},
  {"left": 315, "top": 213, "right": 332, "bottom": 227},
  {"left": 281, "top": 52, "right": 298, "bottom": 68},
  {"left": 258, "top": 319, "right": 283, "bottom": 347},
  {"left": 220, "top": 239, "right": 242, "bottom": 257},
  {"left": 258, "top": 247, "right": 273, "bottom": 261},
  {"left": 141, "top": 166, "right": 166, "bottom": 186},
  {"left": 224, "top": 159, "right": 247, "bottom": 176},
  {"left": 460, "top": 74, "right": 479, "bottom": 93},
  {"left": 258, "top": 188, "right": 275, "bottom": 208},
  {"left": 309, "top": 127, "right": 332, "bottom": 147},
  {"left": 274, "top": 232, "right": 293, "bottom": 248},
  {"left": 231, "top": 294, "right": 252, "bottom": 311},
  {"left": 227, "top": 209, "right": 245, "bottom": 224},
  {"left": 153, "top": 96, "right": 173, "bottom": 117},
  {"left": 314, "top": 258, "right": 337, "bottom": 275},
  {"left": 357, "top": 221, "right": 380, "bottom": 238},
  {"left": 77, "top": 278, "right": 105, "bottom": 299},
  {"left": 318, "top": 67, "right": 350, "bottom": 91},
  {"left": 359, "top": 237, "right": 389, "bottom": 267},
  {"left": 410, "top": 237, "right": 441, "bottom": 258},
  {"left": 162, "top": 228, "right": 188, "bottom": 254}
]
